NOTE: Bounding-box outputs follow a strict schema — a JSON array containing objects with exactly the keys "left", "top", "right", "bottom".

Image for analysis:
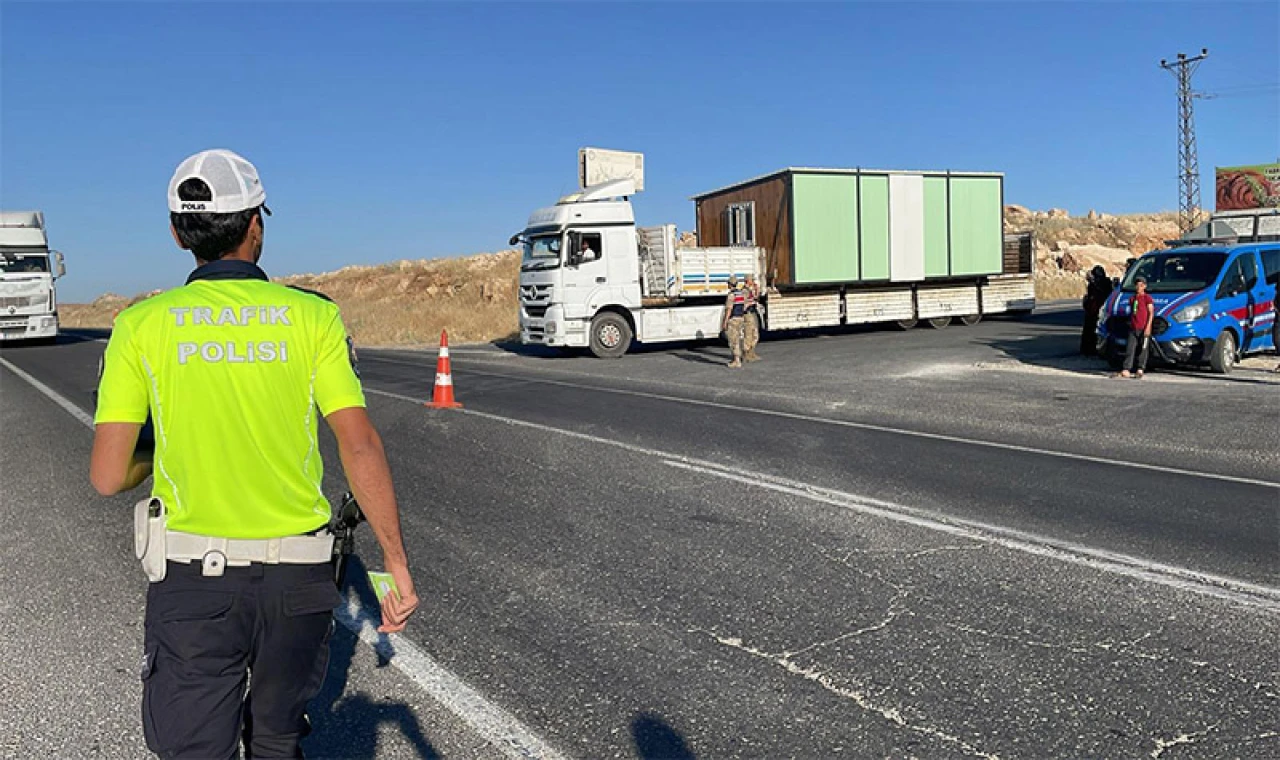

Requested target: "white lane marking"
[
  {"left": 366, "top": 356, "right": 1280, "bottom": 490},
  {"left": 1, "top": 357, "right": 568, "bottom": 760},
  {"left": 369, "top": 387, "right": 1280, "bottom": 612},
  {"left": 0, "top": 357, "right": 96, "bottom": 427},
  {"left": 335, "top": 601, "right": 568, "bottom": 760}
]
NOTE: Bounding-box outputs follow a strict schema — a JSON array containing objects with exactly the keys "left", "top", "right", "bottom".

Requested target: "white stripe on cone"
[
  {"left": 435, "top": 374, "right": 453, "bottom": 386},
  {"left": 439, "top": 347, "right": 450, "bottom": 358}
]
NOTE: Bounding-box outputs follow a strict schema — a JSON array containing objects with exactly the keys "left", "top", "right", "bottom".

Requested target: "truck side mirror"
[
  {"left": 509, "top": 234, "right": 521, "bottom": 246},
  {"left": 53, "top": 251, "right": 66, "bottom": 279}
]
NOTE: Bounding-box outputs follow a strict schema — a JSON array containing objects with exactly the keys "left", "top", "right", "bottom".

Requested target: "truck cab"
[
  {"left": 514, "top": 179, "right": 645, "bottom": 357},
  {"left": 1098, "top": 242, "right": 1279, "bottom": 373},
  {"left": 0, "top": 211, "right": 65, "bottom": 343}
]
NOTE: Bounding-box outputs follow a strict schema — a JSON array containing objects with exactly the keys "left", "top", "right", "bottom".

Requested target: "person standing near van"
[
  {"left": 91, "top": 149, "right": 419, "bottom": 758},
  {"left": 1120, "top": 276, "right": 1155, "bottom": 379},
  {"left": 1081, "top": 265, "right": 1113, "bottom": 356}
]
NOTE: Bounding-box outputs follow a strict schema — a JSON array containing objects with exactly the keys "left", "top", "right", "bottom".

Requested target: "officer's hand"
[{"left": 378, "top": 562, "right": 420, "bottom": 634}]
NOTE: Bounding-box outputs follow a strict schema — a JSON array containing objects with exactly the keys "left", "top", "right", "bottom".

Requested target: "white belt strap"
[{"left": 165, "top": 531, "right": 334, "bottom": 576}]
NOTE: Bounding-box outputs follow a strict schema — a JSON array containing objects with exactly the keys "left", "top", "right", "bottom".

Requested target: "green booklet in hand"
[{"left": 368, "top": 571, "right": 400, "bottom": 604}]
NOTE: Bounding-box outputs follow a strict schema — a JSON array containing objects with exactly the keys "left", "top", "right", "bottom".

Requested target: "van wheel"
[
  {"left": 959, "top": 314, "right": 982, "bottom": 326},
  {"left": 895, "top": 319, "right": 918, "bottom": 330},
  {"left": 1209, "top": 331, "right": 1236, "bottom": 374},
  {"left": 927, "top": 316, "right": 952, "bottom": 329},
  {"left": 589, "top": 313, "right": 632, "bottom": 359}
]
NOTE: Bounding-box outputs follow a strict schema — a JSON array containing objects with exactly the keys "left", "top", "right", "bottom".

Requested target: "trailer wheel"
[
  {"left": 1209, "top": 331, "right": 1236, "bottom": 375},
  {"left": 589, "top": 312, "right": 632, "bottom": 359},
  {"left": 895, "top": 319, "right": 918, "bottom": 330},
  {"left": 927, "top": 316, "right": 952, "bottom": 329},
  {"left": 959, "top": 314, "right": 982, "bottom": 326}
]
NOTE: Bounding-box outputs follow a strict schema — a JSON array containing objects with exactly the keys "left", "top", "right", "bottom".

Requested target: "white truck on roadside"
[
  {"left": 512, "top": 152, "right": 1035, "bottom": 358},
  {"left": 0, "top": 211, "right": 66, "bottom": 344}
]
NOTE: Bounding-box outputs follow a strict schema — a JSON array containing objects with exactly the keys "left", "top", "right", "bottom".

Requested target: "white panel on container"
[
  {"left": 765, "top": 292, "right": 841, "bottom": 331},
  {"left": 982, "top": 275, "right": 1036, "bottom": 313},
  {"left": 889, "top": 175, "right": 925, "bottom": 282},
  {"left": 846, "top": 289, "right": 915, "bottom": 324},
  {"left": 917, "top": 285, "right": 979, "bottom": 319}
]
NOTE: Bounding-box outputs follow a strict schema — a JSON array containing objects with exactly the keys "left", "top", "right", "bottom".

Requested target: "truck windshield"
[
  {"left": 1121, "top": 252, "right": 1227, "bottom": 293},
  {"left": 521, "top": 235, "right": 562, "bottom": 272},
  {"left": 0, "top": 253, "right": 50, "bottom": 274}
]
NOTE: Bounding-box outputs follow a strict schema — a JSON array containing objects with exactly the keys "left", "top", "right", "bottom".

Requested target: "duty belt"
[{"left": 166, "top": 531, "right": 334, "bottom": 577}]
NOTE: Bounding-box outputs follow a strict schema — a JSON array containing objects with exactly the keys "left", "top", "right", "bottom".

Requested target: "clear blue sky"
[{"left": 3, "top": 1, "right": 1277, "bottom": 302}]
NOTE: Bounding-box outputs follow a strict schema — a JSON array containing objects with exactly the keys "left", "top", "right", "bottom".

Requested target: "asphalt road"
[{"left": 1, "top": 306, "right": 1277, "bottom": 759}]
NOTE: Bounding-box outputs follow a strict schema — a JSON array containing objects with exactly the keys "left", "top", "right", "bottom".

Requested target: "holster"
[{"left": 134, "top": 497, "right": 168, "bottom": 583}]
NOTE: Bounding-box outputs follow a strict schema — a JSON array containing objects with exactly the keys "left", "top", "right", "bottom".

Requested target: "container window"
[{"left": 727, "top": 203, "right": 756, "bottom": 247}]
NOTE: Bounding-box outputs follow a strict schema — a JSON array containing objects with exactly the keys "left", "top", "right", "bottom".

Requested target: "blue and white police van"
[{"left": 1098, "top": 239, "right": 1280, "bottom": 374}]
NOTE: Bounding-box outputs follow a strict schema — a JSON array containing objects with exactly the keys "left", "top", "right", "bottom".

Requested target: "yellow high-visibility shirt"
[{"left": 94, "top": 261, "right": 365, "bottom": 538}]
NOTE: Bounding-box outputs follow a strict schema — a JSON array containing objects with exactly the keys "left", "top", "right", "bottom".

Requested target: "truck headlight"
[{"left": 1172, "top": 301, "right": 1207, "bottom": 323}]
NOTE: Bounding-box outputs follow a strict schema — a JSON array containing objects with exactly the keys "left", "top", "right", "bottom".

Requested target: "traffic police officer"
[{"left": 90, "top": 149, "right": 419, "bottom": 758}]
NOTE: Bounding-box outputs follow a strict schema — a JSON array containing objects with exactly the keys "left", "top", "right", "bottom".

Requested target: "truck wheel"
[
  {"left": 927, "top": 316, "right": 952, "bottom": 329},
  {"left": 1209, "top": 331, "right": 1236, "bottom": 374},
  {"left": 589, "top": 313, "right": 632, "bottom": 359},
  {"left": 959, "top": 314, "right": 982, "bottom": 326},
  {"left": 895, "top": 319, "right": 918, "bottom": 330}
]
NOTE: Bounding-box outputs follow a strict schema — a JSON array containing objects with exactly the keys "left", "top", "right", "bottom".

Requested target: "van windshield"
[{"left": 1121, "top": 252, "right": 1227, "bottom": 293}]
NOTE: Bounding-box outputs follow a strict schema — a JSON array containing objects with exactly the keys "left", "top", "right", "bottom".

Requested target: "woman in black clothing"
[{"left": 1081, "top": 265, "right": 1114, "bottom": 356}]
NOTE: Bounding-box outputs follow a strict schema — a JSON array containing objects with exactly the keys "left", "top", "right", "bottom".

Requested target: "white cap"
[{"left": 168, "top": 149, "right": 270, "bottom": 215}]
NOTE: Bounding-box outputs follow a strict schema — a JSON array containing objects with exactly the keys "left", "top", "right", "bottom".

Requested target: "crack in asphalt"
[
  {"left": 1149, "top": 722, "right": 1220, "bottom": 759},
  {"left": 692, "top": 628, "right": 1000, "bottom": 760}
]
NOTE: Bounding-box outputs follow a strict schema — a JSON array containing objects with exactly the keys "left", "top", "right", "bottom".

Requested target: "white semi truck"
[
  {"left": 0, "top": 211, "right": 66, "bottom": 344},
  {"left": 512, "top": 157, "right": 1036, "bottom": 358}
]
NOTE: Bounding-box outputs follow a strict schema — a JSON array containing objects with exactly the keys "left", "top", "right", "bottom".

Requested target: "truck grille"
[
  {"left": 0, "top": 295, "right": 43, "bottom": 309},
  {"left": 523, "top": 305, "right": 548, "bottom": 318}
]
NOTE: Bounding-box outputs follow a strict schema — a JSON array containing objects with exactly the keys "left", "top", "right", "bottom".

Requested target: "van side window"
[
  {"left": 1216, "top": 257, "right": 1249, "bottom": 298},
  {"left": 1261, "top": 248, "right": 1280, "bottom": 286},
  {"left": 1240, "top": 252, "right": 1258, "bottom": 289}
]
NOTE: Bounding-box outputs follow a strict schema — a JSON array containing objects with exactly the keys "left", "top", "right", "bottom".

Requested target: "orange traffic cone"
[{"left": 426, "top": 330, "right": 463, "bottom": 409}]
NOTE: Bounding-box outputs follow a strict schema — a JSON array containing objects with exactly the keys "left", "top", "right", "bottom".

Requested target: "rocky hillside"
[
  {"left": 62, "top": 251, "right": 521, "bottom": 347},
  {"left": 1004, "top": 207, "right": 1186, "bottom": 299},
  {"left": 61, "top": 208, "right": 1189, "bottom": 344}
]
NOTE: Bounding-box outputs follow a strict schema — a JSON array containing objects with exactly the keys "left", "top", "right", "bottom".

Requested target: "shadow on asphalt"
[
  {"left": 632, "top": 712, "right": 697, "bottom": 760},
  {"left": 672, "top": 346, "right": 731, "bottom": 366},
  {"left": 305, "top": 554, "right": 439, "bottom": 760},
  {"left": 0, "top": 329, "right": 110, "bottom": 349}
]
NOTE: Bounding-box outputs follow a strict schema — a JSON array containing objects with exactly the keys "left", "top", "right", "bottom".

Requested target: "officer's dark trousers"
[{"left": 142, "top": 560, "right": 340, "bottom": 759}]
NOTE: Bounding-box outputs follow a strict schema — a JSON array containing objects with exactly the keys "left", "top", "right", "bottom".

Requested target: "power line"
[{"left": 1160, "top": 49, "right": 1209, "bottom": 234}]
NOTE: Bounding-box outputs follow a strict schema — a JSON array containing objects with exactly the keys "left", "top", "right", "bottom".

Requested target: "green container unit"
[{"left": 789, "top": 170, "right": 1003, "bottom": 286}]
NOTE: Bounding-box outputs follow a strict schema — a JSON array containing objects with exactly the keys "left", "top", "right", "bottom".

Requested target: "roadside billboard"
[{"left": 1215, "top": 163, "right": 1280, "bottom": 210}]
